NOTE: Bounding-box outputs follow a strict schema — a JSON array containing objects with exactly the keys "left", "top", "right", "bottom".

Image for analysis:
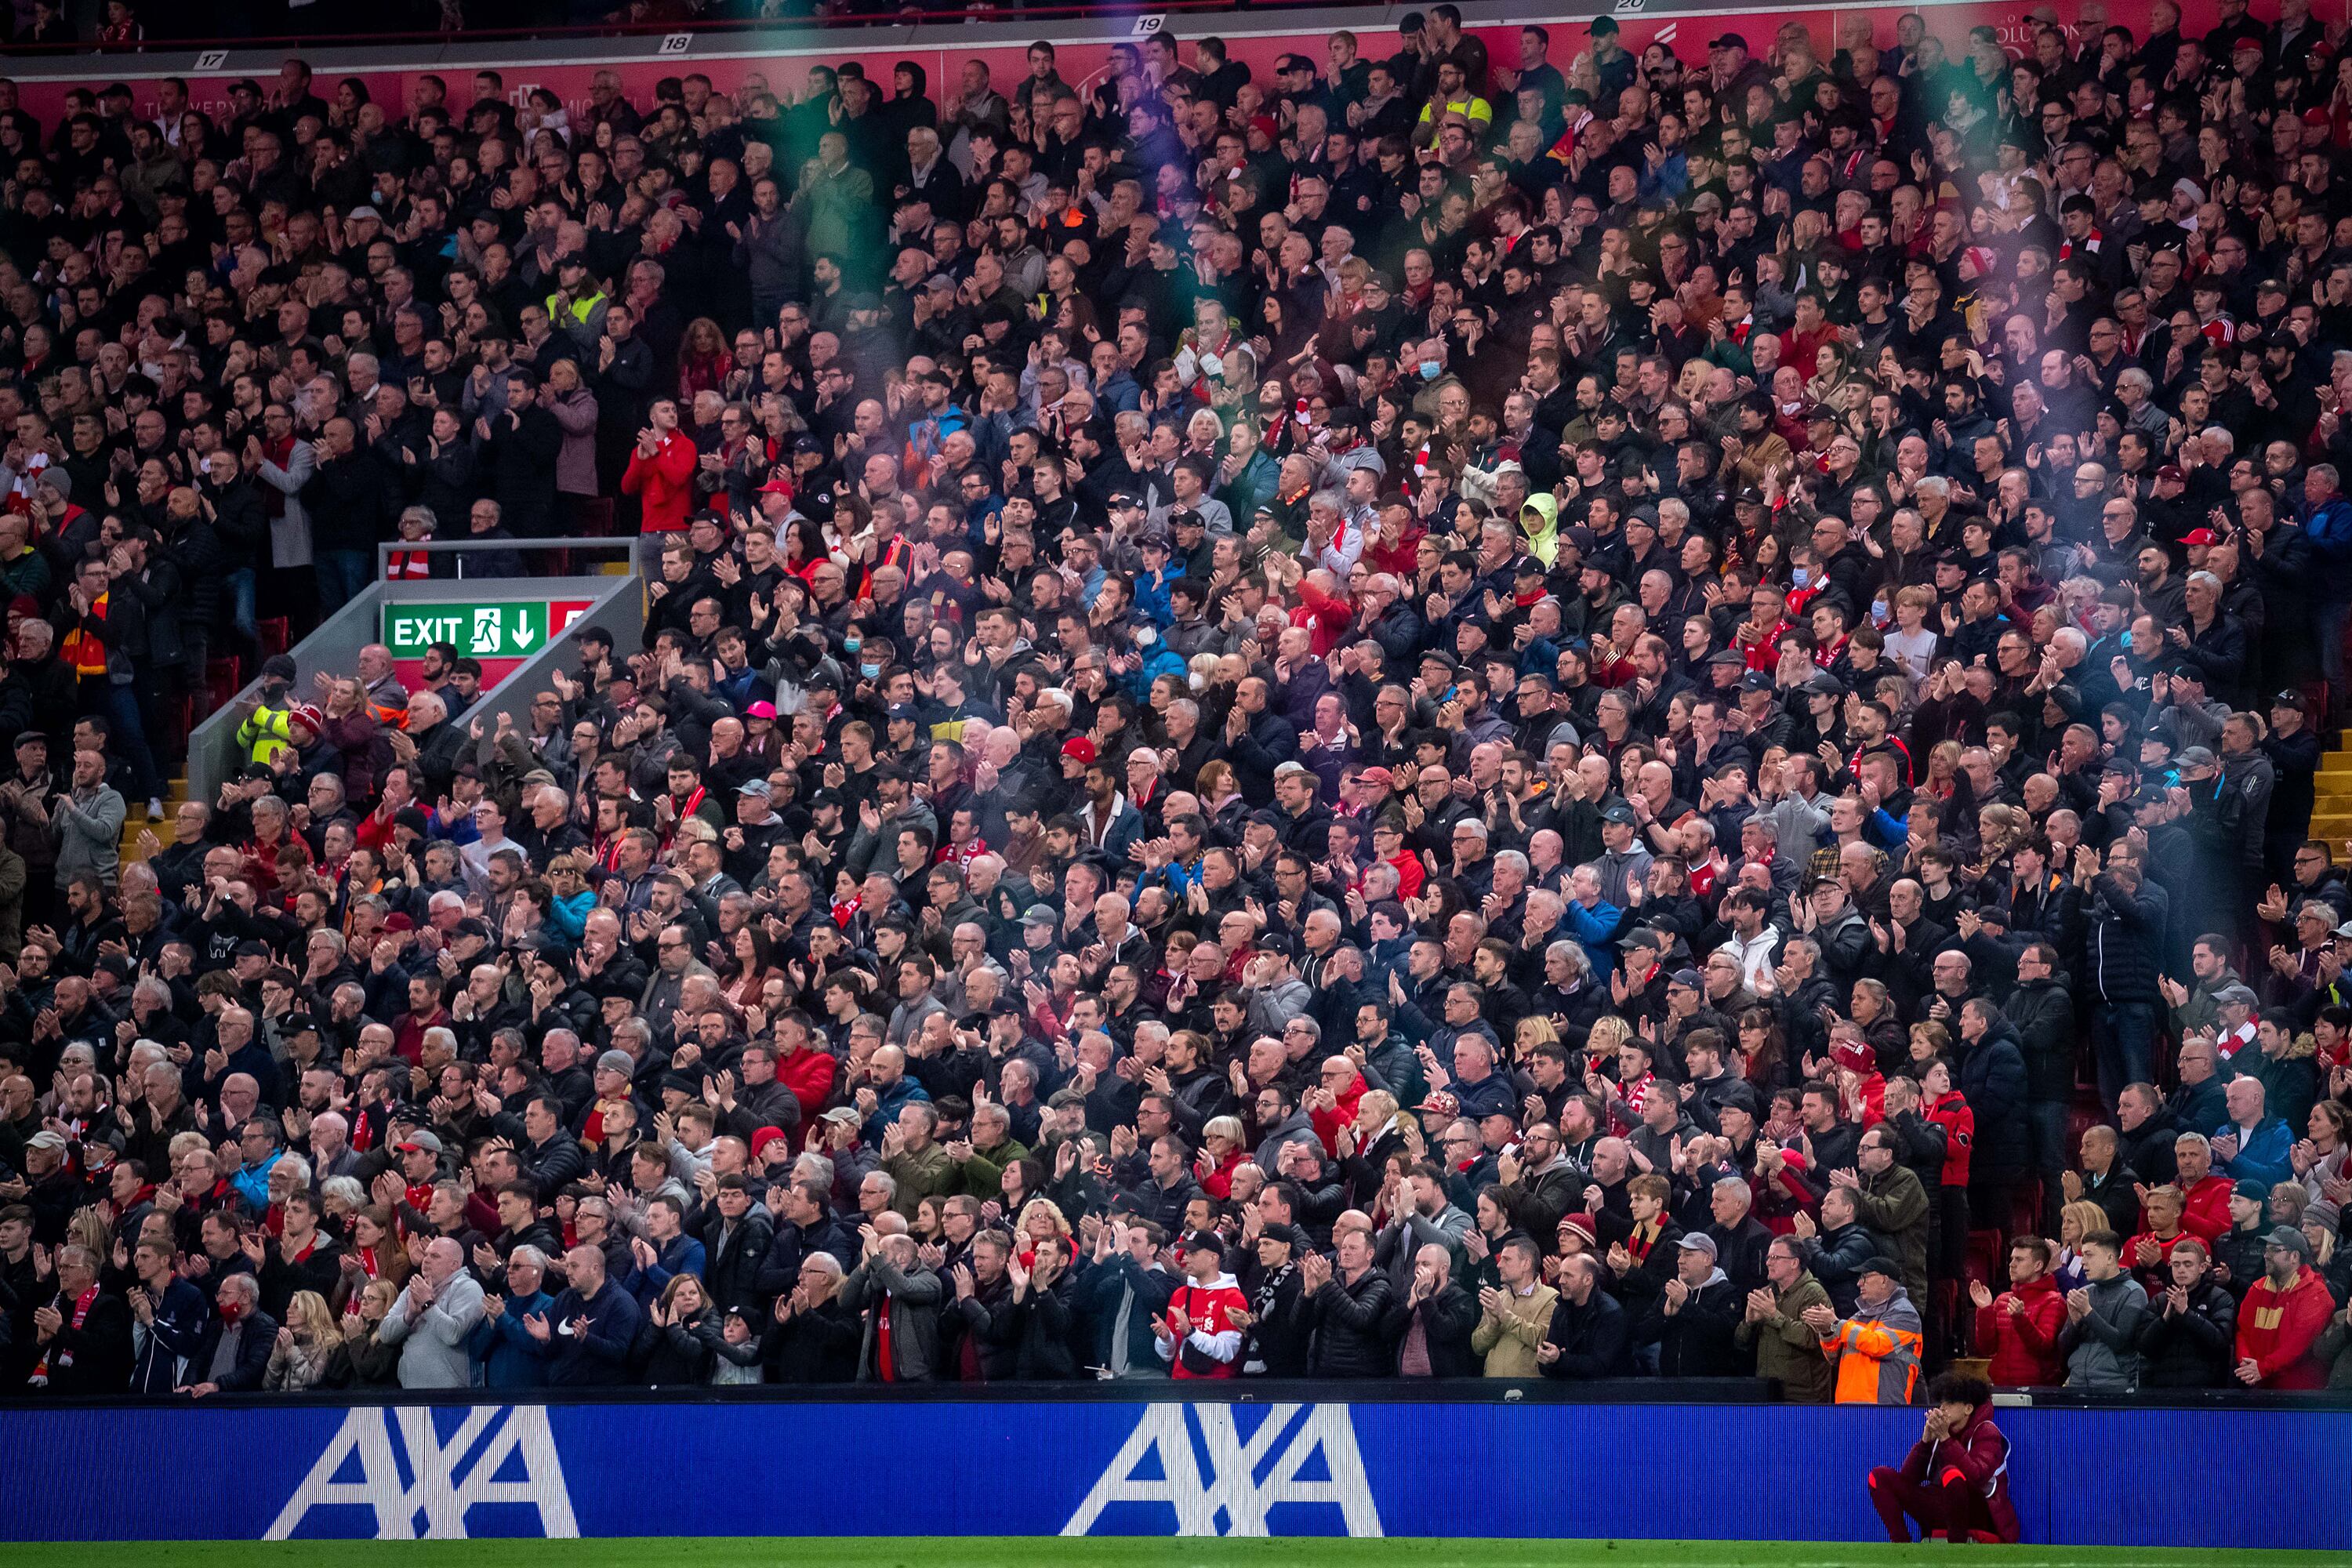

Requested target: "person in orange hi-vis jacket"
[
  {"left": 1156, "top": 1229, "right": 1247, "bottom": 1378},
  {"left": 2235, "top": 1226, "right": 2336, "bottom": 1390},
  {"left": 1804, "top": 1258, "right": 1924, "bottom": 1404}
]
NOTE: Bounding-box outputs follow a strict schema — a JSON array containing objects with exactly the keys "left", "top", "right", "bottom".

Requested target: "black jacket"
[
  {"left": 1803, "top": 1221, "right": 1882, "bottom": 1315},
  {"left": 2138, "top": 1277, "right": 2237, "bottom": 1387},
  {"left": 255, "top": 1236, "right": 345, "bottom": 1323},
  {"left": 1960, "top": 1025, "right": 2031, "bottom": 1181},
  {"left": 2002, "top": 976, "right": 2076, "bottom": 1102},
  {"left": 756, "top": 1211, "right": 860, "bottom": 1299},
  {"left": 33, "top": 1285, "right": 136, "bottom": 1393},
  {"left": 1635, "top": 1274, "right": 1745, "bottom": 1377},
  {"left": 1014, "top": 1276, "right": 1081, "bottom": 1380},
  {"left": 1378, "top": 1281, "right": 1481, "bottom": 1376},
  {"left": 478, "top": 403, "right": 564, "bottom": 535},
  {"left": 1243, "top": 1264, "right": 1315, "bottom": 1377},
  {"left": 300, "top": 448, "right": 390, "bottom": 554},
  {"left": 2080, "top": 1164, "right": 2145, "bottom": 1240},
  {"left": 633, "top": 1306, "right": 714, "bottom": 1385},
  {"left": 1539, "top": 1287, "right": 1632, "bottom": 1378},
  {"left": 1305, "top": 1266, "right": 1396, "bottom": 1377},
  {"left": 1610, "top": 1221, "right": 1683, "bottom": 1319},
  {"left": 1704, "top": 1216, "right": 1777, "bottom": 1299},
  {"left": 2081, "top": 870, "right": 2167, "bottom": 1005},
  {"left": 946, "top": 1275, "right": 1025, "bottom": 1381},
  {"left": 187, "top": 1305, "right": 275, "bottom": 1393},
  {"left": 764, "top": 1294, "right": 862, "bottom": 1382},
  {"left": 2212, "top": 1218, "right": 2270, "bottom": 1302},
  {"left": 699, "top": 1210, "right": 775, "bottom": 1316},
  {"left": 2117, "top": 1105, "right": 2183, "bottom": 1190}
]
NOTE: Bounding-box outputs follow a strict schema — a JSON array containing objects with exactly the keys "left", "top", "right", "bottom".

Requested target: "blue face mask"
[
  {"left": 860, "top": 662, "right": 882, "bottom": 681},
  {"left": 1418, "top": 361, "right": 1442, "bottom": 379},
  {"left": 1791, "top": 568, "right": 1811, "bottom": 589},
  {"left": 843, "top": 636, "right": 862, "bottom": 653}
]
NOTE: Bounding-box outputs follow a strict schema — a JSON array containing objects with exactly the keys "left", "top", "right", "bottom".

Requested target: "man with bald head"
[
  {"left": 530, "top": 1241, "right": 640, "bottom": 1385},
  {"left": 378, "top": 1234, "right": 485, "bottom": 1387}
]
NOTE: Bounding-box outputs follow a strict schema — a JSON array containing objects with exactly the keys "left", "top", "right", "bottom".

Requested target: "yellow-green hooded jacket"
[
  {"left": 236, "top": 706, "right": 296, "bottom": 766},
  {"left": 1518, "top": 493, "right": 1559, "bottom": 567}
]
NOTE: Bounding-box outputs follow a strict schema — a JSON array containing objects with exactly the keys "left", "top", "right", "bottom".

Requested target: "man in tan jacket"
[{"left": 1472, "top": 1233, "right": 1559, "bottom": 1377}]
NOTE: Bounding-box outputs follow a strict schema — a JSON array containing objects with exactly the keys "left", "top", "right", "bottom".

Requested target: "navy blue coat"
[
  {"left": 188, "top": 1307, "right": 277, "bottom": 1392},
  {"left": 1960, "top": 1024, "right": 2031, "bottom": 1182}
]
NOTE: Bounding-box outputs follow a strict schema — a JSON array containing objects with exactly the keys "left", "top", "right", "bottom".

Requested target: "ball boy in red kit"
[{"left": 1867, "top": 1370, "right": 2021, "bottom": 1544}]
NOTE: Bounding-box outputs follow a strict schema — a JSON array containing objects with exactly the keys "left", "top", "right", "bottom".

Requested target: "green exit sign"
[{"left": 384, "top": 599, "right": 586, "bottom": 660}]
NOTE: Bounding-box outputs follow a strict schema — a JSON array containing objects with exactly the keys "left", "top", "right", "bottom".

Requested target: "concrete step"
[{"left": 118, "top": 780, "right": 187, "bottom": 862}]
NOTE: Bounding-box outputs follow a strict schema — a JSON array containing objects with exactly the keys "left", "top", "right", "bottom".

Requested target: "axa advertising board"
[{"left": 1, "top": 1398, "right": 2347, "bottom": 1547}]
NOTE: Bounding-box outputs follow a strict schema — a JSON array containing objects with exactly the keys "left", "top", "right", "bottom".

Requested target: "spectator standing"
[
  {"left": 2235, "top": 1227, "right": 2336, "bottom": 1390},
  {"left": 1736, "top": 1236, "right": 1833, "bottom": 1403},
  {"left": 1806, "top": 1259, "right": 1923, "bottom": 1406},
  {"left": 376, "top": 1236, "right": 486, "bottom": 1388},
  {"left": 2060, "top": 1232, "right": 2149, "bottom": 1392}
]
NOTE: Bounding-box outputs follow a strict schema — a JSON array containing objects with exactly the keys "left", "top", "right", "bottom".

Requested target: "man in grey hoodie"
[
  {"left": 378, "top": 1236, "right": 486, "bottom": 1388},
  {"left": 1240, "top": 935, "right": 1313, "bottom": 1034},
  {"left": 2060, "top": 1230, "right": 2148, "bottom": 1390}
]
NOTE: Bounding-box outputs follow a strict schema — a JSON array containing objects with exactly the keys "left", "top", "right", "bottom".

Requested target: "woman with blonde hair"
[
  {"left": 1194, "top": 1113, "right": 1248, "bottom": 1198},
  {"left": 265, "top": 1290, "right": 345, "bottom": 1391},
  {"left": 66, "top": 1205, "right": 108, "bottom": 1259},
  {"left": 330, "top": 1276, "right": 403, "bottom": 1388},
  {"left": 546, "top": 851, "right": 597, "bottom": 942},
  {"left": 1015, "top": 1197, "right": 1073, "bottom": 1267},
  {"left": 1975, "top": 804, "right": 2031, "bottom": 871},
  {"left": 1587, "top": 1013, "right": 1634, "bottom": 1062},
  {"left": 1515, "top": 1015, "right": 1561, "bottom": 1056},
  {"left": 2053, "top": 1200, "right": 2108, "bottom": 1293}
]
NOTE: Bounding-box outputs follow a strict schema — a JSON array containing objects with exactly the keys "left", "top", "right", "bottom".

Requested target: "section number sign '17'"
[{"left": 383, "top": 597, "right": 592, "bottom": 691}]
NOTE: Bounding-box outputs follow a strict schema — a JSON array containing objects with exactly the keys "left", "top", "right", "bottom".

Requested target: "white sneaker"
[{"left": 147, "top": 797, "right": 165, "bottom": 820}]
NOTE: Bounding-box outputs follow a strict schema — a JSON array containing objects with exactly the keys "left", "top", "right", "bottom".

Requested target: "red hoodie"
[
  {"left": 1892, "top": 1401, "right": 2020, "bottom": 1543},
  {"left": 1926, "top": 1090, "right": 1973, "bottom": 1188},
  {"left": 620, "top": 430, "right": 697, "bottom": 532},
  {"left": 2180, "top": 1174, "right": 2232, "bottom": 1242},
  {"left": 1973, "top": 1272, "right": 2064, "bottom": 1387},
  {"left": 776, "top": 1045, "right": 837, "bottom": 1124},
  {"left": 1308, "top": 1076, "right": 1367, "bottom": 1156},
  {"left": 2237, "top": 1265, "right": 2336, "bottom": 1389}
]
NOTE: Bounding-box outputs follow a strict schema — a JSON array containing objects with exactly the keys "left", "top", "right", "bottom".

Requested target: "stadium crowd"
[{"left": 8, "top": 2, "right": 2352, "bottom": 1399}]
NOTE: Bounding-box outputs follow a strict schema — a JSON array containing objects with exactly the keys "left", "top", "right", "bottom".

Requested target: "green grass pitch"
[{"left": 0, "top": 1540, "right": 2336, "bottom": 1568}]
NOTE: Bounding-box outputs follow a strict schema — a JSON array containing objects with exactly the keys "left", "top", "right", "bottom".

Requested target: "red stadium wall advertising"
[{"left": 6, "top": 0, "right": 2229, "bottom": 129}]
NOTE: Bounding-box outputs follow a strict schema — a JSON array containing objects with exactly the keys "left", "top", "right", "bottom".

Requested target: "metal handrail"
[
  {"left": 0, "top": 0, "right": 1294, "bottom": 54},
  {"left": 375, "top": 534, "right": 639, "bottom": 581}
]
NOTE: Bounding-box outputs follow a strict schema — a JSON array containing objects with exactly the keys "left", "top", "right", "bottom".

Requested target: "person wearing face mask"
[
  {"left": 233, "top": 653, "right": 307, "bottom": 767},
  {"left": 182, "top": 1269, "right": 276, "bottom": 1396},
  {"left": 844, "top": 628, "right": 885, "bottom": 687}
]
